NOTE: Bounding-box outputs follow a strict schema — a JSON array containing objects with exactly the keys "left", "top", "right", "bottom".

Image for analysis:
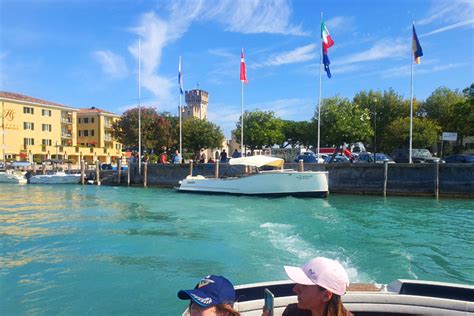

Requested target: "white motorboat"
[
  {"left": 177, "top": 155, "right": 328, "bottom": 197},
  {"left": 182, "top": 279, "right": 474, "bottom": 315},
  {"left": 0, "top": 170, "right": 27, "bottom": 184},
  {"left": 28, "top": 171, "right": 81, "bottom": 184}
]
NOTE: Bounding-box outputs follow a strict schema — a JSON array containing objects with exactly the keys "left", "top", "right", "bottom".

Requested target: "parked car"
[
  {"left": 443, "top": 154, "right": 474, "bottom": 163},
  {"left": 392, "top": 149, "right": 443, "bottom": 163},
  {"left": 294, "top": 152, "right": 326, "bottom": 163},
  {"left": 11, "top": 161, "right": 32, "bottom": 168},
  {"left": 355, "top": 152, "right": 395, "bottom": 164},
  {"left": 324, "top": 154, "right": 350, "bottom": 163}
]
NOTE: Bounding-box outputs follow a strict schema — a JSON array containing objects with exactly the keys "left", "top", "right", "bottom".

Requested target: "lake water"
[{"left": 1, "top": 184, "right": 473, "bottom": 315}]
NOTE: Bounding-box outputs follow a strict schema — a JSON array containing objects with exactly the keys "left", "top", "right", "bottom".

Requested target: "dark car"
[
  {"left": 294, "top": 154, "right": 317, "bottom": 163},
  {"left": 392, "top": 149, "right": 442, "bottom": 163},
  {"left": 443, "top": 154, "right": 474, "bottom": 163},
  {"left": 355, "top": 152, "right": 395, "bottom": 164}
]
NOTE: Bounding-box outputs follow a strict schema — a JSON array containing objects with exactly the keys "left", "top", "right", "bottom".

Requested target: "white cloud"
[
  {"left": 337, "top": 39, "right": 407, "bottom": 66},
  {"left": 421, "top": 19, "right": 474, "bottom": 37},
  {"left": 418, "top": 0, "right": 474, "bottom": 26},
  {"left": 93, "top": 50, "right": 128, "bottom": 78},
  {"left": 326, "top": 16, "right": 355, "bottom": 33},
  {"left": 260, "top": 44, "right": 317, "bottom": 67},
  {"left": 205, "top": 0, "right": 307, "bottom": 36}
]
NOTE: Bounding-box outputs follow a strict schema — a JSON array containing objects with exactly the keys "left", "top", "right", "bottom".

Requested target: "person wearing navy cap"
[{"left": 178, "top": 275, "right": 240, "bottom": 316}]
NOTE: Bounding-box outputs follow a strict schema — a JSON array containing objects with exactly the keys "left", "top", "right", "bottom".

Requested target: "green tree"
[
  {"left": 384, "top": 117, "right": 441, "bottom": 150},
  {"left": 235, "top": 110, "right": 285, "bottom": 152},
  {"left": 353, "top": 89, "right": 412, "bottom": 152},
  {"left": 183, "top": 118, "right": 224, "bottom": 156},
  {"left": 316, "top": 96, "right": 372, "bottom": 147},
  {"left": 112, "top": 107, "right": 172, "bottom": 150},
  {"left": 279, "top": 120, "right": 316, "bottom": 148}
]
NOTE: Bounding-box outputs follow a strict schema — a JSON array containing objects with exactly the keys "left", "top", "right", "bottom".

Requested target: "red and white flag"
[{"left": 240, "top": 48, "right": 248, "bottom": 84}]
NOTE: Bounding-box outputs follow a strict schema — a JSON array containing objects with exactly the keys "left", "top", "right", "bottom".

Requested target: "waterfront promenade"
[{"left": 90, "top": 162, "right": 474, "bottom": 198}]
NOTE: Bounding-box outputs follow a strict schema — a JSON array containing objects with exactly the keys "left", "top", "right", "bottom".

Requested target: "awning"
[{"left": 229, "top": 155, "right": 284, "bottom": 168}]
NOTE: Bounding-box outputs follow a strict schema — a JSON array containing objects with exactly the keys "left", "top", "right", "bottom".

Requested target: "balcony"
[
  {"left": 61, "top": 117, "right": 73, "bottom": 124},
  {"left": 61, "top": 132, "right": 72, "bottom": 139},
  {"left": 104, "top": 122, "right": 113, "bottom": 130}
]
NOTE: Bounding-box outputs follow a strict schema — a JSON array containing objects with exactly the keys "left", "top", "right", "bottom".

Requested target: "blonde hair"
[{"left": 323, "top": 293, "right": 348, "bottom": 316}]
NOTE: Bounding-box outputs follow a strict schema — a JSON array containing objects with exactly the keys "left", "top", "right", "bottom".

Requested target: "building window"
[
  {"left": 91, "top": 130, "right": 94, "bottom": 136},
  {"left": 91, "top": 117, "right": 94, "bottom": 123},
  {"left": 24, "top": 138, "right": 34, "bottom": 146},
  {"left": 42, "top": 124, "right": 52, "bottom": 132},
  {"left": 42, "top": 139, "right": 52, "bottom": 146},
  {"left": 83, "top": 130, "right": 89, "bottom": 137},
  {"left": 42, "top": 109, "right": 52, "bottom": 116},
  {"left": 78, "top": 118, "right": 82, "bottom": 124},
  {"left": 23, "top": 122, "right": 34, "bottom": 130},
  {"left": 84, "top": 118, "right": 89, "bottom": 123},
  {"left": 23, "top": 106, "right": 34, "bottom": 114}
]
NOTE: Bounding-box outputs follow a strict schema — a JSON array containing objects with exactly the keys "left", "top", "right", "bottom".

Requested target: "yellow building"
[
  {"left": 0, "top": 91, "right": 122, "bottom": 164},
  {"left": 77, "top": 107, "right": 122, "bottom": 162}
]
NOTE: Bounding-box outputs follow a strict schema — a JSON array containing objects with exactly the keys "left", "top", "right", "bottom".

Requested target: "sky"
[{"left": 1, "top": 0, "right": 473, "bottom": 138}]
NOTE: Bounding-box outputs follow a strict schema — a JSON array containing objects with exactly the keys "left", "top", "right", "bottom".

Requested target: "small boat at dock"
[
  {"left": 177, "top": 155, "right": 328, "bottom": 197},
  {"left": 0, "top": 169, "right": 27, "bottom": 184},
  {"left": 28, "top": 171, "right": 81, "bottom": 184}
]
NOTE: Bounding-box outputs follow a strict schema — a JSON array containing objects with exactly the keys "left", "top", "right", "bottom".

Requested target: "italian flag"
[{"left": 321, "top": 21, "right": 334, "bottom": 53}]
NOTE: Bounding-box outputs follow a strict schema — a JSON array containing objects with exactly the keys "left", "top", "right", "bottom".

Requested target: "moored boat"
[
  {"left": 0, "top": 169, "right": 27, "bottom": 184},
  {"left": 182, "top": 279, "right": 474, "bottom": 315},
  {"left": 28, "top": 171, "right": 81, "bottom": 184},
  {"left": 177, "top": 155, "right": 328, "bottom": 197}
]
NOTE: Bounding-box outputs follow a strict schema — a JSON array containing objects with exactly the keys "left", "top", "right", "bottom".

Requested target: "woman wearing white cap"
[{"left": 281, "top": 257, "right": 352, "bottom": 316}]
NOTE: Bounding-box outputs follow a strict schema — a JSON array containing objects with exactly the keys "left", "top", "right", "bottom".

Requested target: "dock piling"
[
  {"left": 127, "top": 159, "right": 131, "bottom": 186},
  {"left": 298, "top": 159, "right": 304, "bottom": 172},
  {"left": 383, "top": 161, "right": 388, "bottom": 197},
  {"left": 189, "top": 160, "right": 193, "bottom": 176},
  {"left": 95, "top": 160, "right": 100, "bottom": 185},
  {"left": 117, "top": 157, "right": 122, "bottom": 184},
  {"left": 434, "top": 161, "right": 439, "bottom": 199},
  {"left": 80, "top": 160, "right": 85, "bottom": 185},
  {"left": 143, "top": 162, "right": 147, "bottom": 187},
  {"left": 215, "top": 160, "right": 219, "bottom": 178}
]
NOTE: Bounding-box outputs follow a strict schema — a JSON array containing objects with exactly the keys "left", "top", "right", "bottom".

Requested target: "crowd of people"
[
  {"left": 178, "top": 256, "right": 352, "bottom": 316},
  {"left": 129, "top": 147, "right": 244, "bottom": 165}
]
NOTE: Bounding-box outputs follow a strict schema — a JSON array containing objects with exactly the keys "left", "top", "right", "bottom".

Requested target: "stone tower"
[{"left": 182, "top": 89, "right": 208, "bottom": 120}]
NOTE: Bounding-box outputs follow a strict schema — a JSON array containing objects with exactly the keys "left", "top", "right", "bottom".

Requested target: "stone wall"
[{"left": 98, "top": 163, "right": 474, "bottom": 198}]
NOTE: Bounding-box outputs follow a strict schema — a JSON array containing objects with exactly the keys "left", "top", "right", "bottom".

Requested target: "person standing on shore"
[
  {"left": 220, "top": 149, "right": 228, "bottom": 163},
  {"left": 178, "top": 274, "right": 240, "bottom": 316},
  {"left": 232, "top": 149, "right": 241, "bottom": 158},
  {"left": 172, "top": 149, "right": 182, "bottom": 164},
  {"left": 275, "top": 257, "right": 352, "bottom": 316},
  {"left": 160, "top": 146, "right": 168, "bottom": 164}
]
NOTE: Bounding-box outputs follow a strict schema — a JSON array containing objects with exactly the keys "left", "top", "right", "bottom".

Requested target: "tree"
[
  {"left": 316, "top": 96, "right": 372, "bottom": 147},
  {"left": 234, "top": 110, "right": 285, "bottom": 152},
  {"left": 279, "top": 120, "right": 316, "bottom": 148},
  {"left": 384, "top": 117, "right": 441, "bottom": 151},
  {"left": 353, "top": 89, "right": 412, "bottom": 152},
  {"left": 183, "top": 118, "right": 225, "bottom": 156},
  {"left": 112, "top": 107, "right": 173, "bottom": 151}
]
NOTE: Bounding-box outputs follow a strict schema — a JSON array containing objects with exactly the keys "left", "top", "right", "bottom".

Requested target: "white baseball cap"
[{"left": 284, "top": 257, "right": 350, "bottom": 296}]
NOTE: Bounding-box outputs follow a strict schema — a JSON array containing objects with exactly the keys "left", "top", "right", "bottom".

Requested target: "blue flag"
[
  {"left": 323, "top": 49, "right": 331, "bottom": 78},
  {"left": 178, "top": 56, "right": 184, "bottom": 94}
]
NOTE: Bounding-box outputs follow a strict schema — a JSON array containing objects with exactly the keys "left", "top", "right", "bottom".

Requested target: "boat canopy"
[{"left": 229, "top": 155, "right": 284, "bottom": 168}]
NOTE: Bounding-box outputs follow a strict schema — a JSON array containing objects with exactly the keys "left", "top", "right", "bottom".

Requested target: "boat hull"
[
  {"left": 177, "top": 171, "right": 328, "bottom": 197},
  {"left": 0, "top": 171, "right": 27, "bottom": 184},
  {"left": 29, "top": 173, "right": 81, "bottom": 184}
]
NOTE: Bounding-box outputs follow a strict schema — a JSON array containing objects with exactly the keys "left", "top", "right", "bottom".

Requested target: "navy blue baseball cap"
[{"left": 178, "top": 275, "right": 236, "bottom": 307}]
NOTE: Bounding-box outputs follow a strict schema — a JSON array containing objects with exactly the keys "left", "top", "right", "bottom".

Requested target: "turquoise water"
[{"left": 1, "top": 184, "right": 473, "bottom": 315}]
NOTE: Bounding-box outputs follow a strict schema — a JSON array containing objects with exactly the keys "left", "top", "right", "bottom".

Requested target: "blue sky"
[{"left": 1, "top": 0, "right": 473, "bottom": 137}]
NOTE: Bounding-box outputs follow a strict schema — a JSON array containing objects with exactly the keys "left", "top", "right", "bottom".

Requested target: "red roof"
[
  {"left": 78, "top": 107, "right": 119, "bottom": 116},
  {"left": 0, "top": 91, "right": 75, "bottom": 109}
]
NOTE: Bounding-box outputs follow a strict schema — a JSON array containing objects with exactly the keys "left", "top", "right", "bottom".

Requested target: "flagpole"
[
  {"left": 241, "top": 79, "right": 244, "bottom": 156},
  {"left": 409, "top": 22, "right": 414, "bottom": 164},
  {"left": 179, "top": 56, "right": 183, "bottom": 157},
  {"left": 317, "top": 12, "right": 323, "bottom": 161},
  {"left": 138, "top": 36, "right": 142, "bottom": 174}
]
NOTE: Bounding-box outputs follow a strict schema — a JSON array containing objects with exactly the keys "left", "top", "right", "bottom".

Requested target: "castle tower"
[{"left": 182, "top": 89, "right": 208, "bottom": 120}]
